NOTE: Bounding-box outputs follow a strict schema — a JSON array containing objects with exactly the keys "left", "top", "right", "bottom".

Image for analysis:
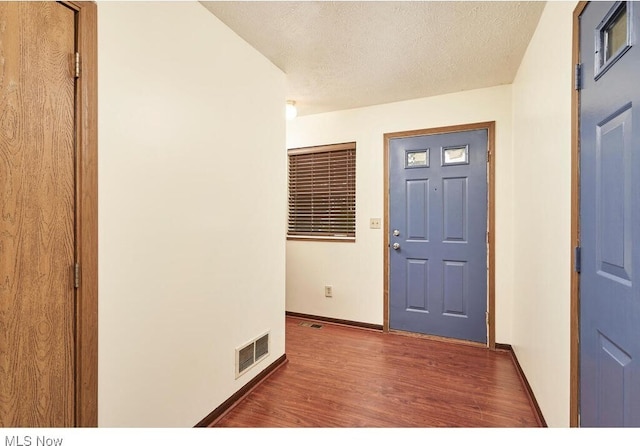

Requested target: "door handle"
[
  {"left": 393, "top": 229, "right": 400, "bottom": 236},
  {"left": 392, "top": 243, "right": 400, "bottom": 250}
]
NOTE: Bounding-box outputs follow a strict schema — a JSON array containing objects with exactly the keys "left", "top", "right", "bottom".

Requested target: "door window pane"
[
  {"left": 595, "top": 2, "right": 631, "bottom": 78},
  {"left": 406, "top": 150, "right": 429, "bottom": 168},
  {"left": 605, "top": 5, "right": 627, "bottom": 63},
  {"left": 442, "top": 145, "right": 469, "bottom": 166}
]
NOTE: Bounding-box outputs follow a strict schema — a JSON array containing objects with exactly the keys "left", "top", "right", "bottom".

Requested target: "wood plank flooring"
[{"left": 212, "top": 316, "right": 541, "bottom": 427}]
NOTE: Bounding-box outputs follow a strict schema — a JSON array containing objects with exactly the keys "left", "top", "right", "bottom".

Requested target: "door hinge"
[
  {"left": 74, "top": 263, "right": 81, "bottom": 288},
  {"left": 486, "top": 231, "right": 490, "bottom": 244},
  {"left": 574, "top": 246, "right": 581, "bottom": 273},
  {"left": 574, "top": 63, "right": 582, "bottom": 90},
  {"left": 486, "top": 311, "right": 490, "bottom": 326},
  {"left": 75, "top": 52, "right": 80, "bottom": 78},
  {"left": 487, "top": 151, "right": 491, "bottom": 163}
]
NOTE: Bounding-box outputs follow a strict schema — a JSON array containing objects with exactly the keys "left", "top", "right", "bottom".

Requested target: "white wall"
[
  {"left": 286, "top": 85, "right": 515, "bottom": 342},
  {"left": 511, "top": 0, "right": 577, "bottom": 428},
  {"left": 98, "top": 1, "right": 286, "bottom": 427}
]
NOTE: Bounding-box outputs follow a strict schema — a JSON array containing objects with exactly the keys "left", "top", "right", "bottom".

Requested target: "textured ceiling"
[{"left": 200, "top": 1, "right": 546, "bottom": 116}]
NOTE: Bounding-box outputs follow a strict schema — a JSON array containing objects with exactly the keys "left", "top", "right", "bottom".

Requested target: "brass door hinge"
[
  {"left": 75, "top": 52, "right": 80, "bottom": 78},
  {"left": 74, "top": 263, "right": 80, "bottom": 288}
]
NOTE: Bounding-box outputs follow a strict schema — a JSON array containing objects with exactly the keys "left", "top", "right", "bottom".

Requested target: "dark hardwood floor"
[{"left": 212, "top": 316, "right": 541, "bottom": 427}]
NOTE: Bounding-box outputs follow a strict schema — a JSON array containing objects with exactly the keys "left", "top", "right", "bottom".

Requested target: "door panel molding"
[
  {"left": 63, "top": 0, "right": 98, "bottom": 427},
  {"left": 383, "top": 121, "right": 495, "bottom": 349}
]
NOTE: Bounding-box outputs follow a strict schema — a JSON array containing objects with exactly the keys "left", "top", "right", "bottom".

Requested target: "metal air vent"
[
  {"left": 235, "top": 331, "right": 270, "bottom": 379},
  {"left": 299, "top": 321, "right": 323, "bottom": 329}
]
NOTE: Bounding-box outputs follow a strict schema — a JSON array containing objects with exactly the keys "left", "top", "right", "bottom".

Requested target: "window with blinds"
[{"left": 287, "top": 142, "right": 356, "bottom": 240}]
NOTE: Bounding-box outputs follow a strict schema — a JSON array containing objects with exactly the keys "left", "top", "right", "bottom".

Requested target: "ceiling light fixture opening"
[{"left": 286, "top": 100, "right": 298, "bottom": 120}]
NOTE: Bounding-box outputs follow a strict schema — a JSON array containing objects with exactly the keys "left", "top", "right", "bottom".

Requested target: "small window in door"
[
  {"left": 441, "top": 145, "right": 469, "bottom": 166},
  {"left": 595, "top": 1, "right": 632, "bottom": 79},
  {"left": 406, "top": 149, "right": 429, "bottom": 168}
]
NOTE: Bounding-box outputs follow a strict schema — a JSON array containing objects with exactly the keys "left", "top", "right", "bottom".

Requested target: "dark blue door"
[
  {"left": 579, "top": 1, "right": 640, "bottom": 427},
  {"left": 389, "top": 129, "right": 487, "bottom": 343}
]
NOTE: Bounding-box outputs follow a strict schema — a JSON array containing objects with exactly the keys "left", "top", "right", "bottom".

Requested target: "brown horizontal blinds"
[{"left": 288, "top": 142, "right": 356, "bottom": 238}]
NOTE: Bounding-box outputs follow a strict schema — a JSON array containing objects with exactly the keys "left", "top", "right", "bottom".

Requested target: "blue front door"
[
  {"left": 388, "top": 128, "right": 488, "bottom": 343},
  {"left": 579, "top": 1, "right": 640, "bottom": 426}
]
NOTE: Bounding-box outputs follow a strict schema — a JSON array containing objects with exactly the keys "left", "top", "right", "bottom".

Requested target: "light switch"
[{"left": 370, "top": 218, "right": 381, "bottom": 229}]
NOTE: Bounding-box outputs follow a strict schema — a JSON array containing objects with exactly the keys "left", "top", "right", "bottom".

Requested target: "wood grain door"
[{"left": 0, "top": 2, "right": 77, "bottom": 427}]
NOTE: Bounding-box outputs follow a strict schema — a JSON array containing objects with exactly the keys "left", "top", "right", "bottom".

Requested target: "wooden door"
[
  {"left": 578, "top": 0, "right": 640, "bottom": 426},
  {"left": 388, "top": 128, "right": 488, "bottom": 343},
  {"left": 0, "top": 1, "right": 77, "bottom": 427}
]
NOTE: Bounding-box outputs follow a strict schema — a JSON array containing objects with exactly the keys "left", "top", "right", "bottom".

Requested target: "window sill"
[{"left": 287, "top": 235, "right": 356, "bottom": 243}]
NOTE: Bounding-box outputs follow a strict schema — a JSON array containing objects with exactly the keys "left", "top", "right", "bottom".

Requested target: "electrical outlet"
[
  {"left": 324, "top": 285, "right": 333, "bottom": 298},
  {"left": 370, "top": 218, "right": 381, "bottom": 229}
]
